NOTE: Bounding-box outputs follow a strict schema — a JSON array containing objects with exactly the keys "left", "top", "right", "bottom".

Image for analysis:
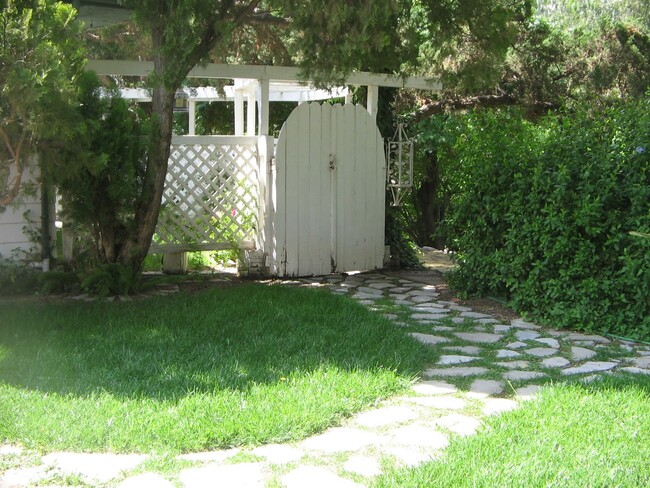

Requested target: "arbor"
[{"left": 0, "top": 0, "right": 85, "bottom": 207}]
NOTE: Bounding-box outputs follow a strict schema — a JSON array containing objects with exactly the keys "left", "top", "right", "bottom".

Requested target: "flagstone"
[
  {"left": 437, "top": 355, "right": 479, "bottom": 365},
  {"left": 409, "top": 295, "right": 438, "bottom": 303},
  {"left": 424, "top": 366, "right": 490, "bottom": 377},
  {"left": 460, "top": 311, "right": 492, "bottom": 319},
  {"left": 118, "top": 473, "right": 175, "bottom": 488},
  {"left": 354, "top": 406, "right": 418, "bottom": 428},
  {"left": 412, "top": 313, "right": 450, "bottom": 321},
  {"left": 356, "top": 286, "right": 384, "bottom": 295},
  {"left": 448, "top": 305, "right": 473, "bottom": 312},
  {"left": 515, "top": 330, "right": 540, "bottom": 341},
  {"left": 525, "top": 347, "right": 558, "bottom": 357},
  {"left": 344, "top": 455, "right": 382, "bottom": 477},
  {"left": 571, "top": 346, "right": 597, "bottom": 361},
  {"left": 503, "top": 370, "right": 547, "bottom": 381},
  {"left": 506, "top": 341, "right": 528, "bottom": 349},
  {"left": 434, "top": 414, "right": 482, "bottom": 436},
  {"left": 566, "top": 333, "right": 610, "bottom": 343},
  {"left": 408, "top": 396, "right": 467, "bottom": 409},
  {"left": 496, "top": 361, "right": 531, "bottom": 369},
  {"left": 301, "top": 428, "right": 381, "bottom": 453},
  {"left": 515, "top": 384, "right": 543, "bottom": 400},
  {"left": 496, "top": 349, "right": 521, "bottom": 359},
  {"left": 482, "top": 398, "right": 519, "bottom": 415},
  {"left": 432, "top": 326, "right": 455, "bottom": 331},
  {"left": 411, "top": 380, "right": 458, "bottom": 395},
  {"left": 444, "top": 345, "right": 482, "bottom": 355},
  {"left": 632, "top": 357, "right": 650, "bottom": 369},
  {"left": 562, "top": 361, "right": 619, "bottom": 375},
  {"left": 41, "top": 452, "right": 146, "bottom": 484},
  {"left": 367, "top": 282, "right": 394, "bottom": 289},
  {"left": 536, "top": 337, "right": 561, "bottom": 349},
  {"left": 453, "top": 332, "right": 502, "bottom": 343},
  {"left": 178, "top": 449, "right": 240, "bottom": 463},
  {"left": 541, "top": 357, "right": 571, "bottom": 368},
  {"left": 511, "top": 319, "right": 540, "bottom": 329},
  {"left": 467, "top": 379, "right": 504, "bottom": 398},
  {"left": 493, "top": 325, "right": 512, "bottom": 333},
  {"left": 389, "top": 424, "right": 449, "bottom": 449},
  {"left": 282, "top": 466, "right": 363, "bottom": 488},
  {"left": 409, "top": 333, "right": 451, "bottom": 345},
  {"left": 477, "top": 318, "right": 501, "bottom": 325},
  {"left": 252, "top": 445, "right": 303, "bottom": 465}
]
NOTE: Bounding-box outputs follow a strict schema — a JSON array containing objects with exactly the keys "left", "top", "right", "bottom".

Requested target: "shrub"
[{"left": 443, "top": 98, "right": 650, "bottom": 339}]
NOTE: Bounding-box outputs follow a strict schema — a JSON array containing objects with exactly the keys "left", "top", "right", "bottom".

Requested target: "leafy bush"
[{"left": 442, "top": 98, "right": 650, "bottom": 339}]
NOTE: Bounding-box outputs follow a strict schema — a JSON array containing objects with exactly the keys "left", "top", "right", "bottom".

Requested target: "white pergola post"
[
  {"left": 188, "top": 99, "right": 196, "bottom": 135},
  {"left": 257, "top": 78, "right": 270, "bottom": 136},
  {"left": 367, "top": 84, "right": 379, "bottom": 121},
  {"left": 234, "top": 89, "right": 245, "bottom": 136},
  {"left": 246, "top": 90, "right": 257, "bottom": 136}
]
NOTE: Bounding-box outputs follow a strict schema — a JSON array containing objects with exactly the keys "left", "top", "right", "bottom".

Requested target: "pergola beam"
[{"left": 86, "top": 60, "right": 442, "bottom": 91}]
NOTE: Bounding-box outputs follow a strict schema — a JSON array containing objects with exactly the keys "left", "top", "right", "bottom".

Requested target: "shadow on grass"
[{"left": 0, "top": 283, "right": 433, "bottom": 401}]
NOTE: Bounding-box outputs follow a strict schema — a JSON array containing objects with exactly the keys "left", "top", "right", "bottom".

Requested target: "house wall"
[{"left": 0, "top": 163, "right": 43, "bottom": 261}]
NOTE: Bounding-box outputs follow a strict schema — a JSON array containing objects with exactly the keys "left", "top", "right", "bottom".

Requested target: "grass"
[
  {"left": 375, "top": 374, "right": 650, "bottom": 487},
  {"left": 0, "top": 284, "right": 434, "bottom": 454}
]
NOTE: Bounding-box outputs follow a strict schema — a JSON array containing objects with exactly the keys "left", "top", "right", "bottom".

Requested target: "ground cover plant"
[
  {"left": 0, "top": 284, "right": 433, "bottom": 453},
  {"left": 375, "top": 374, "right": 650, "bottom": 487}
]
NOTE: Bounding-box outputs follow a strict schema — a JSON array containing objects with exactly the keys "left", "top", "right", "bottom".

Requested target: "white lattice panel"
[{"left": 152, "top": 136, "right": 259, "bottom": 252}]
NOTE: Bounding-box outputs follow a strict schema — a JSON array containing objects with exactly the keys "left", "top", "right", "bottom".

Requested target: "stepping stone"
[
  {"left": 381, "top": 446, "right": 431, "bottom": 467},
  {"left": 506, "top": 341, "right": 528, "bottom": 349},
  {"left": 407, "top": 290, "right": 439, "bottom": 297},
  {"left": 632, "top": 357, "right": 650, "bottom": 369},
  {"left": 571, "top": 346, "right": 597, "bottom": 361},
  {"left": 383, "top": 313, "right": 398, "bottom": 320},
  {"left": 618, "top": 367, "right": 650, "bottom": 375},
  {"left": 460, "top": 311, "right": 492, "bottom": 319},
  {"left": 301, "top": 428, "right": 380, "bottom": 453},
  {"left": 477, "top": 318, "right": 501, "bottom": 325},
  {"left": 451, "top": 318, "right": 465, "bottom": 324},
  {"left": 536, "top": 338, "right": 561, "bottom": 349},
  {"left": 453, "top": 332, "right": 502, "bottom": 344},
  {"left": 562, "top": 361, "right": 619, "bottom": 375},
  {"left": 467, "top": 379, "right": 504, "bottom": 398},
  {"left": 445, "top": 345, "right": 482, "bottom": 355},
  {"left": 496, "top": 361, "right": 531, "bottom": 369},
  {"left": 482, "top": 398, "right": 519, "bottom": 415},
  {"left": 252, "top": 444, "right": 303, "bottom": 464},
  {"left": 412, "top": 313, "right": 449, "bottom": 321},
  {"left": 344, "top": 455, "right": 382, "bottom": 477},
  {"left": 432, "top": 326, "right": 454, "bottom": 331},
  {"left": 434, "top": 414, "right": 482, "bottom": 436},
  {"left": 515, "top": 330, "right": 540, "bottom": 341},
  {"left": 412, "top": 380, "right": 458, "bottom": 395},
  {"left": 424, "top": 366, "right": 489, "bottom": 377},
  {"left": 496, "top": 349, "right": 521, "bottom": 359},
  {"left": 367, "top": 282, "right": 393, "bottom": 289},
  {"left": 448, "top": 305, "right": 473, "bottom": 312},
  {"left": 525, "top": 347, "right": 557, "bottom": 357},
  {"left": 408, "top": 396, "right": 467, "bottom": 409},
  {"left": 356, "top": 287, "right": 384, "bottom": 295},
  {"left": 409, "top": 295, "right": 438, "bottom": 303},
  {"left": 41, "top": 453, "right": 146, "bottom": 484},
  {"left": 282, "top": 466, "right": 363, "bottom": 488},
  {"left": 354, "top": 293, "right": 380, "bottom": 301},
  {"left": 0, "top": 445, "right": 22, "bottom": 456},
  {"left": 494, "top": 325, "right": 512, "bottom": 333},
  {"left": 389, "top": 287, "right": 412, "bottom": 293},
  {"left": 515, "top": 384, "right": 543, "bottom": 400},
  {"left": 389, "top": 424, "right": 449, "bottom": 449},
  {"left": 355, "top": 406, "right": 418, "bottom": 428},
  {"left": 437, "top": 355, "right": 479, "bottom": 365},
  {"left": 118, "top": 473, "right": 175, "bottom": 488},
  {"left": 409, "top": 333, "right": 451, "bottom": 345},
  {"left": 511, "top": 319, "right": 540, "bottom": 329},
  {"left": 541, "top": 357, "right": 571, "bottom": 368},
  {"left": 566, "top": 333, "right": 610, "bottom": 343},
  {"left": 412, "top": 303, "right": 446, "bottom": 310},
  {"left": 1, "top": 466, "right": 49, "bottom": 487},
  {"left": 503, "top": 370, "right": 547, "bottom": 381}
]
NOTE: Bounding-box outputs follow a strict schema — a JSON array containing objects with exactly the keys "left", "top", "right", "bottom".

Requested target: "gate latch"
[{"left": 329, "top": 154, "right": 336, "bottom": 170}]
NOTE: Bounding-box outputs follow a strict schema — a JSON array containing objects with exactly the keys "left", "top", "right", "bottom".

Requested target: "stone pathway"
[{"left": 2, "top": 271, "right": 650, "bottom": 487}]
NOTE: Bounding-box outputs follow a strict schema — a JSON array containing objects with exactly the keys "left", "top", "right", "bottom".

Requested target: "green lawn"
[
  {"left": 375, "top": 375, "right": 650, "bottom": 487},
  {"left": 0, "top": 284, "right": 434, "bottom": 453}
]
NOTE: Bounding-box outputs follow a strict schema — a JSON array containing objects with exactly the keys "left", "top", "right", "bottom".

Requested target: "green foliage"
[
  {"left": 0, "top": 0, "right": 85, "bottom": 205},
  {"left": 54, "top": 71, "right": 151, "bottom": 267},
  {"left": 442, "top": 98, "right": 650, "bottom": 339},
  {"left": 80, "top": 263, "right": 142, "bottom": 297}
]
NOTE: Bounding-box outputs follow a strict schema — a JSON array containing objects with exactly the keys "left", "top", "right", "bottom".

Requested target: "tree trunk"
[
  {"left": 413, "top": 149, "right": 446, "bottom": 249},
  {"left": 117, "top": 52, "right": 176, "bottom": 272}
]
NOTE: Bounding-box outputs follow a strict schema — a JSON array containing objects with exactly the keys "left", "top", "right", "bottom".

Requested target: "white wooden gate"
[{"left": 267, "top": 103, "right": 385, "bottom": 276}]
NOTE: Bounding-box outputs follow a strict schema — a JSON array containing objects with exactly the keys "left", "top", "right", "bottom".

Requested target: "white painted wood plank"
[
  {"left": 283, "top": 103, "right": 304, "bottom": 276},
  {"left": 305, "top": 103, "right": 321, "bottom": 275},
  {"left": 319, "top": 103, "right": 333, "bottom": 276},
  {"left": 272, "top": 121, "right": 288, "bottom": 275},
  {"left": 295, "top": 102, "right": 312, "bottom": 276}
]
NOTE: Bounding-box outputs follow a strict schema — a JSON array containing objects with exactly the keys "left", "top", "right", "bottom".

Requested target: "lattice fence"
[{"left": 150, "top": 136, "right": 259, "bottom": 253}]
